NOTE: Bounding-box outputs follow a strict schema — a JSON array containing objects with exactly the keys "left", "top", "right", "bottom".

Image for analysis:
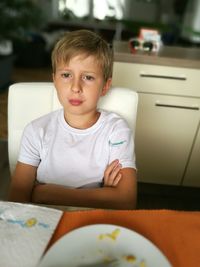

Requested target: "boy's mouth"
[{"left": 69, "top": 99, "right": 83, "bottom": 106}]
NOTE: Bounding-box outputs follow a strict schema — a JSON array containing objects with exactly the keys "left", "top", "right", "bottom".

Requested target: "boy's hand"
[{"left": 103, "top": 159, "right": 122, "bottom": 187}]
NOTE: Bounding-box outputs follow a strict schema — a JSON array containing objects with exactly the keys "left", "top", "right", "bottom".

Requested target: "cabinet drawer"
[
  {"left": 113, "top": 62, "right": 200, "bottom": 97},
  {"left": 135, "top": 93, "right": 200, "bottom": 185}
]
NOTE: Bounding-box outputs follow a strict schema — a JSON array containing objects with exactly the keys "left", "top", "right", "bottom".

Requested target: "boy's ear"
[{"left": 101, "top": 78, "right": 112, "bottom": 96}]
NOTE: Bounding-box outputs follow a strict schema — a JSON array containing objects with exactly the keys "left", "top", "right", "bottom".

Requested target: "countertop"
[{"left": 113, "top": 41, "right": 200, "bottom": 69}]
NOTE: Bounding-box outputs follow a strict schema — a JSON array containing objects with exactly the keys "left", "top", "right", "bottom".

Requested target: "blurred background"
[
  {"left": 1, "top": 0, "right": 200, "bottom": 209},
  {"left": 0, "top": 0, "right": 199, "bottom": 90},
  {"left": 0, "top": 0, "right": 200, "bottom": 70},
  {"left": 0, "top": 0, "right": 198, "bottom": 91}
]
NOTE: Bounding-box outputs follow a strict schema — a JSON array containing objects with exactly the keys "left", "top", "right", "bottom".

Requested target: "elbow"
[
  {"left": 113, "top": 191, "right": 137, "bottom": 210},
  {"left": 8, "top": 188, "right": 31, "bottom": 204},
  {"left": 120, "top": 196, "right": 137, "bottom": 210},
  {"left": 118, "top": 186, "right": 137, "bottom": 210}
]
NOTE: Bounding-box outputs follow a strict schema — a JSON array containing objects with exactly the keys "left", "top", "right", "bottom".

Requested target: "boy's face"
[{"left": 53, "top": 54, "right": 111, "bottom": 119}]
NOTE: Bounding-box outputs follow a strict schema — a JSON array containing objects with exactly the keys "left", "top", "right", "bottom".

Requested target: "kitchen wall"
[
  {"left": 37, "top": 0, "right": 188, "bottom": 25},
  {"left": 36, "top": 0, "right": 192, "bottom": 46},
  {"left": 181, "top": 0, "right": 200, "bottom": 43}
]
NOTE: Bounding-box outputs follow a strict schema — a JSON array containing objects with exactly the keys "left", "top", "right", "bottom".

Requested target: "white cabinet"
[
  {"left": 112, "top": 62, "right": 200, "bottom": 186},
  {"left": 112, "top": 62, "right": 200, "bottom": 97},
  {"left": 183, "top": 124, "right": 200, "bottom": 187},
  {"left": 135, "top": 93, "right": 200, "bottom": 185}
]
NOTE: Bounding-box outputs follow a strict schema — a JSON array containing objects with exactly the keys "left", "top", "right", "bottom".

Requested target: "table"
[{"left": 48, "top": 209, "right": 200, "bottom": 267}]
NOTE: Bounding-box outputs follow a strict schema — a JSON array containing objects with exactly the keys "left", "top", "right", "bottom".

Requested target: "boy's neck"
[{"left": 64, "top": 111, "right": 100, "bottom": 129}]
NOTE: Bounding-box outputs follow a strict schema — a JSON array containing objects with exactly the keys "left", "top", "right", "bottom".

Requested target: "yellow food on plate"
[
  {"left": 98, "top": 228, "right": 120, "bottom": 241},
  {"left": 123, "top": 254, "right": 136, "bottom": 262},
  {"left": 139, "top": 260, "right": 147, "bottom": 267},
  {"left": 97, "top": 228, "right": 148, "bottom": 267}
]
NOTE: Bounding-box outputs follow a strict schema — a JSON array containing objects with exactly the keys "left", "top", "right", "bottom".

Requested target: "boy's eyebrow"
[
  {"left": 56, "top": 67, "right": 70, "bottom": 71},
  {"left": 56, "top": 68, "right": 98, "bottom": 74}
]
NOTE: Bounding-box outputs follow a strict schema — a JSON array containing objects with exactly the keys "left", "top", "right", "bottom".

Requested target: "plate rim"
[{"left": 39, "top": 223, "right": 172, "bottom": 267}]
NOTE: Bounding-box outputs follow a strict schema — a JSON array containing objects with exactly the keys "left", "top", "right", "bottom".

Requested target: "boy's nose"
[{"left": 71, "top": 78, "right": 82, "bottom": 93}]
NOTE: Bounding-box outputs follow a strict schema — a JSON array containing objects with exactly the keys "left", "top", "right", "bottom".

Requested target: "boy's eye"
[
  {"left": 61, "top": 73, "right": 72, "bottom": 79},
  {"left": 82, "top": 75, "right": 94, "bottom": 81}
]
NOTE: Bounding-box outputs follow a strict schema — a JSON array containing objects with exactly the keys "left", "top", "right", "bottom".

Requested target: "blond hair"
[{"left": 51, "top": 29, "right": 113, "bottom": 82}]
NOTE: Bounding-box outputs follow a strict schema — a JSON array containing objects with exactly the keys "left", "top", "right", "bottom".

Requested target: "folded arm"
[
  {"left": 32, "top": 167, "right": 137, "bottom": 210},
  {"left": 8, "top": 161, "right": 137, "bottom": 209},
  {"left": 8, "top": 162, "right": 37, "bottom": 203}
]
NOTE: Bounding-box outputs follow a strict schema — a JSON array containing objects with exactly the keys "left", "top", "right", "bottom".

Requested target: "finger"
[
  {"left": 105, "top": 172, "right": 122, "bottom": 187},
  {"left": 112, "top": 163, "right": 122, "bottom": 176},
  {"left": 104, "top": 160, "right": 119, "bottom": 183},
  {"left": 104, "top": 164, "right": 122, "bottom": 186},
  {"left": 112, "top": 173, "right": 122, "bottom": 186},
  {"left": 108, "top": 164, "right": 122, "bottom": 182},
  {"left": 104, "top": 160, "right": 119, "bottom": 176}
]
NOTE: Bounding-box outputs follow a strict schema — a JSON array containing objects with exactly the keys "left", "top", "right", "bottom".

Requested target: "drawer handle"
[
  {"left": 140, "top": 73, "right": 186, "bottom": 81},
  {"left": 155, "top": 103, "right": 199, "bottom": 110}
]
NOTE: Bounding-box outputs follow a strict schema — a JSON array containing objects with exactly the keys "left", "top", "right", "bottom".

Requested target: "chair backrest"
[{"left": 8, "top": 82, "right": 138, "bottom": 174}]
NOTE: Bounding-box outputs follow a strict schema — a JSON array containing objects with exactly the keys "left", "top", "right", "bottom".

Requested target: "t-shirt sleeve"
[
  {"left": 108, "top": 122, "right": 136, "bottom": 170},
  {"left": 18, "top": 123, "right": 41, "bottom": 167}
]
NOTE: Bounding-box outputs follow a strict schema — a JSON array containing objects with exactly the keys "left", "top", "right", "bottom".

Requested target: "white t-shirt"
[{"left": 18, "top": 109, "right": 136, "bottom": 188}]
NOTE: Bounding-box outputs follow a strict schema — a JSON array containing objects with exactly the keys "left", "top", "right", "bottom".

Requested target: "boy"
[{"left": 8, "top": 30, "right": 137, "bottom": 209}]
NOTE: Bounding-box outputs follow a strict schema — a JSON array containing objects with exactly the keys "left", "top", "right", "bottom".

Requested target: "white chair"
[{"left": 8, "top": 82, "right": 138, "bottom": 175}]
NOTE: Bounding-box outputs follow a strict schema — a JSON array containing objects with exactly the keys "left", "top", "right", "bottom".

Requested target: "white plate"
[{"left": 38, "top": 224, "right": 172, "bottom": 267}]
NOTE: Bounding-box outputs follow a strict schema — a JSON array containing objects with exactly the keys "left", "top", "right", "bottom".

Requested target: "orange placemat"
[{"left": 48, "top": 209, "right": 200, "bottom": 267}]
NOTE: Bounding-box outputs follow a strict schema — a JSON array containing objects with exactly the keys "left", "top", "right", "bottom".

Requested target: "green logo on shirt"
[{"left": 109, "top": 140, "right": 126, "bottom": 147}]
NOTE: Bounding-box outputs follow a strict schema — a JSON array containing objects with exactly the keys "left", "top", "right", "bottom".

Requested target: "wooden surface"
[
  {"left": 0, "top": 141, "right": 10, "bottom": 199},
  {"left": 114, "top": 41, "right": 200, "bottom": 68}
]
